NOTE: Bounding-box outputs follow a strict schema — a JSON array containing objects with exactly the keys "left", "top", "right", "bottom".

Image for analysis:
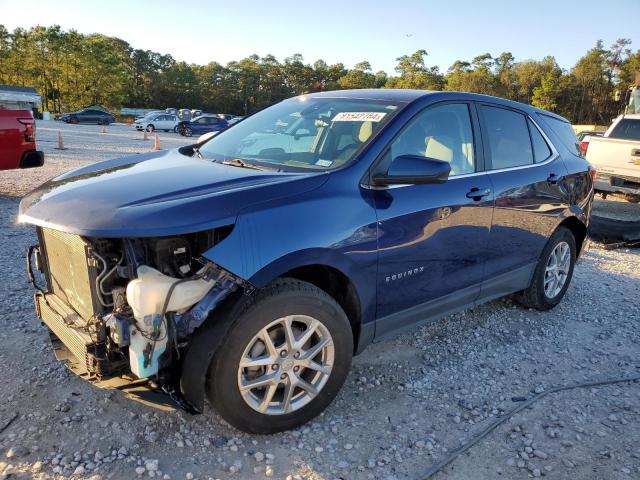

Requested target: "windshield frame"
[{"left": 196, "top": 96, "right": 406, "bottom": 173}]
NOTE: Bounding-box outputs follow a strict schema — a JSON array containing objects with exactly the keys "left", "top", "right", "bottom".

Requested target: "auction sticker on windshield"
[{"left": 332, "top": 112, "right": 386, "bottom": 122}]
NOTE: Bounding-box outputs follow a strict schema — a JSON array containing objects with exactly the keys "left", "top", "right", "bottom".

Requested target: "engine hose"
[
  {"left": 419, "top": 374, "right": 640, "bottom": 479},
  {"left": 93, "top": 251, "right": 116, "bottom": 307}
]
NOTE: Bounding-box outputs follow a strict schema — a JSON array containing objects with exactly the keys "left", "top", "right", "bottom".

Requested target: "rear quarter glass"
[{"left": 537, "top": 113, "right": 581, "bottom": 156}]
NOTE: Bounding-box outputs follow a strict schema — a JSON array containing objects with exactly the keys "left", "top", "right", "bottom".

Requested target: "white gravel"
[{"left": 0, "top": 128, "right": 639, "bottom": 479}]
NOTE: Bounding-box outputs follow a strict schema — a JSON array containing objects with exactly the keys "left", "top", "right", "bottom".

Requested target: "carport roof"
[{"left": 0, "top": 84, "right": 39, "bottom": 93}]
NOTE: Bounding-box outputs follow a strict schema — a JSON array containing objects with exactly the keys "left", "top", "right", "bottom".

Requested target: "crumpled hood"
[{"left": 19, "top": 149, "right": 327, "bottom": 237}]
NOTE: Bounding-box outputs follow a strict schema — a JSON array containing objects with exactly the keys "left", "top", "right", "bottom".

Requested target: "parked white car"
[
  {"left": 134, "top": 113, "right": 180, "bottom": 132},
  {"left": 134, "top": 110, "right": 163, "bottom": 121}
]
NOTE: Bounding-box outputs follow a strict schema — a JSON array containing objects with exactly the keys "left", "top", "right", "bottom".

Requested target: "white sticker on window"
[
  {"left": 332, "top": 112, "right": 386, "bottom": 122},
  {"left": 315, "top": 159, "right": 334, "bottom": 167}
]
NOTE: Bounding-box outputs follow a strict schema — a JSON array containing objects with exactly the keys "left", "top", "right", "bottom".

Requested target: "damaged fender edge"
[{"left": 179, "top": 263, "right": 253, "bottom": 413}]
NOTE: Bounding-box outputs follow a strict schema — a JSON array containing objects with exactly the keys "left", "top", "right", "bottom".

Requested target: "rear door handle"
[
  {"left": 466, "top": 187, "right": 491, "bottom": 200},
  {"left": 547, "top": 173, "right": 560, "bottom": 185}
]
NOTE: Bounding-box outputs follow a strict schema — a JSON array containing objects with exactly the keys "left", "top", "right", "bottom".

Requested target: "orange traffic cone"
[
  {"left": 143, "top": 130, "right": 148, "bottom": 141},
  {"left": 55, "top": 130, "right": 66, "bottom": 150},
  {"left": 153, "top": 133, "right": 161, "bottom": 150}
]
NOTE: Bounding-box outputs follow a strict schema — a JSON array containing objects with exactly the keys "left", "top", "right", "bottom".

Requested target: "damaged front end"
[{"left": 27, "top": 226, "right": 247, "bottom": 412}]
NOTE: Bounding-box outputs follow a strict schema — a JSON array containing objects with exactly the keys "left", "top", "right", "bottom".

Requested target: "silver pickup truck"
[{"left": 585, "top": 114, "right": 640, "bottom": 199}]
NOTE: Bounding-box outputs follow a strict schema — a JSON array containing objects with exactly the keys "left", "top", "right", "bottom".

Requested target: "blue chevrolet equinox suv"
[{"left": 20, "top": 90, "right": 593, "bottom": 433}]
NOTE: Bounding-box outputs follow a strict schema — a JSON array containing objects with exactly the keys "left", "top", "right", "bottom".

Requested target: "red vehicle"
[{"left": 0, "top": 109, "right": 44, "bottom": 170}]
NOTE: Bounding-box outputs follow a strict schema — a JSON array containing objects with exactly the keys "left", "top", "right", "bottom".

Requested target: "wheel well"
[
  {"left": 559, "top": 217, "right": 587, "bottom": 255},
  {"left": 284, "top": 265, "right": 361, "bottom": 351}
]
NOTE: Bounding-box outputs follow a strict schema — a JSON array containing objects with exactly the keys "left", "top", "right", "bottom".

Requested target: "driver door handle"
[{"left": 466, "top": 187, "right": 491, "bottom": 200}]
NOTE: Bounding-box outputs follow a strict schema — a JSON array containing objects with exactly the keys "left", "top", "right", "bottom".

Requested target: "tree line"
[{"left": 1, "top": 25, "right": 639, "bottom": 124}]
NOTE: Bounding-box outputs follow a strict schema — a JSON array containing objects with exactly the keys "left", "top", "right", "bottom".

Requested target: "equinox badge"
[{"left": 386, "top": 267, "right": 425, "bottom": 283}]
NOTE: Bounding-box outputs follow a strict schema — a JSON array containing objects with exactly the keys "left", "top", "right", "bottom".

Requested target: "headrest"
[{"left": 358, "top": 122, "right": 373, "bottom": 142}]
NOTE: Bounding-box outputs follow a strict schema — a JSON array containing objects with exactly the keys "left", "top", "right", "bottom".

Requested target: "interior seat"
[{"left": 333, "top": 121, "right": 374, "bottom": 165}]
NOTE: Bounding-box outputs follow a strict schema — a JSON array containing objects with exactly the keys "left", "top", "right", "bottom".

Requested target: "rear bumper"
[
  {"left": 595, "top": 174, "right": 640, "bottom": 195},
  {"left": 20, "top": 150, "right": 44, "bottom": 169}
]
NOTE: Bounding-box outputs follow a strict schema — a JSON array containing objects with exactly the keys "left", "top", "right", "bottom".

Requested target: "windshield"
[{"left": 198, "top": 97, "right": 401, "bottom": 171}]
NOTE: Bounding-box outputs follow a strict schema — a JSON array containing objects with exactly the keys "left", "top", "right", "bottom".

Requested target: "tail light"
[
  {"left": 580, "top": 140, "right": 589, "bottom": 156},
  {"left": 589, "top": 166, "right": 597, "bottom": 183},
  {"left": 17, "top": 118, "right": 35, "bottom": 142}
]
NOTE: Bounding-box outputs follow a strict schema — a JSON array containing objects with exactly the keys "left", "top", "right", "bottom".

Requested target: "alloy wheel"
[
  {"left": 544, "top": 241, "right": 570, "bottom": 298},
  {"left": 237, "top": 315, "right": 334, "bottom": 415}
]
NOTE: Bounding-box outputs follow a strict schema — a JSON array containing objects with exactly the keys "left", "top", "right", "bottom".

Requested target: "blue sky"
[{"left": 1, "top": 0, "right": 638, "bottom": 74}]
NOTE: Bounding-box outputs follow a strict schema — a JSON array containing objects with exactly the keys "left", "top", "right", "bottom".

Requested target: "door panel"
[
  {"left": 485, "top": 160, "right": 568, "bottom": 277},
  {"left": 374, "top": 177, "right": 493, "bottom": 326},
  {"left": 371, "top": 102, "right": 493, "bottom": 337},
  {"left": 478, "top": 104, "right": 569, "bottom": 280}
]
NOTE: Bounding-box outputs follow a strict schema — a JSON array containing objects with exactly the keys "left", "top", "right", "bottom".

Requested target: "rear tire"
[
  {"left": 206, "top": 278, "right": 353, "bottom": 434},
  {"left": 515, "top": 226, "right": 576, "bottom": 311}
]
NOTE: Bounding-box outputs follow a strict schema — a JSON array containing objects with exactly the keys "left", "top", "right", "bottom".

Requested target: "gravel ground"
[
  {"left": 1, "top": 129, "right": 639, "bottom": 480},
  {"left": 593, "top": 196, "right": 640, "bottom": 222}
]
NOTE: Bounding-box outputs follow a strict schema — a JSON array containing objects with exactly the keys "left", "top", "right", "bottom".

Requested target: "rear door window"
[{"left": 481, "top": 106, "right": 533, "bottom": 169}]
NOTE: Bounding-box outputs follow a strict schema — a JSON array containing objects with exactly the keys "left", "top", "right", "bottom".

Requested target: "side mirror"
[{"left": 372, "top": 154, "right": 451, "bottom": 185}]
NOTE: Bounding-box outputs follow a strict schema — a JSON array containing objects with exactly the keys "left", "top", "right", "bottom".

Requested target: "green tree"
[
  {"left": 445, "top": 53, "right": 499, "bottom": 95},
  {"left": 386, "top": 50, "right": 444, "bottom": 90},
  {"left": 337, "top": 61, "right": 376, "bottom": 89}
]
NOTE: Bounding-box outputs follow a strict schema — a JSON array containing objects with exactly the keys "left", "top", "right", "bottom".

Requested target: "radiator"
[{"left": 39, "top": 227, "right": 99, "bottom": 321}]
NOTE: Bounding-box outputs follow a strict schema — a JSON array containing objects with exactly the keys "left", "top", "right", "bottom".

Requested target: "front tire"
[
  {"left": 515, "top": 226, "right": 576, "bottom": 310},
  {"left": 207, "top": 279, "right": 353, "bottom": 434},
  {"left": 183, "top": 127, "right": 192, "bottom": 137}
]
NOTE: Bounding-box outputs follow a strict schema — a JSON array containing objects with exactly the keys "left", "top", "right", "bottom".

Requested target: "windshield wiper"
[
  {"left": 222, "top": 158, "right": 280, "bottom": 172},
  {"left": 192, "top": 147, "right": 204, "bottom": 159}
]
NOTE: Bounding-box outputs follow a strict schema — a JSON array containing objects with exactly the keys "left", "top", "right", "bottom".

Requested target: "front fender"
[{"left": 201, "top": 178, "right": 379, "bottom": 322}]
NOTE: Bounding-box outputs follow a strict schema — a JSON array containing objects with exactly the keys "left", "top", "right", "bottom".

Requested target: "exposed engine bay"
[{"left": 28, "top": 226, "right": 244, "bottom": 409}]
